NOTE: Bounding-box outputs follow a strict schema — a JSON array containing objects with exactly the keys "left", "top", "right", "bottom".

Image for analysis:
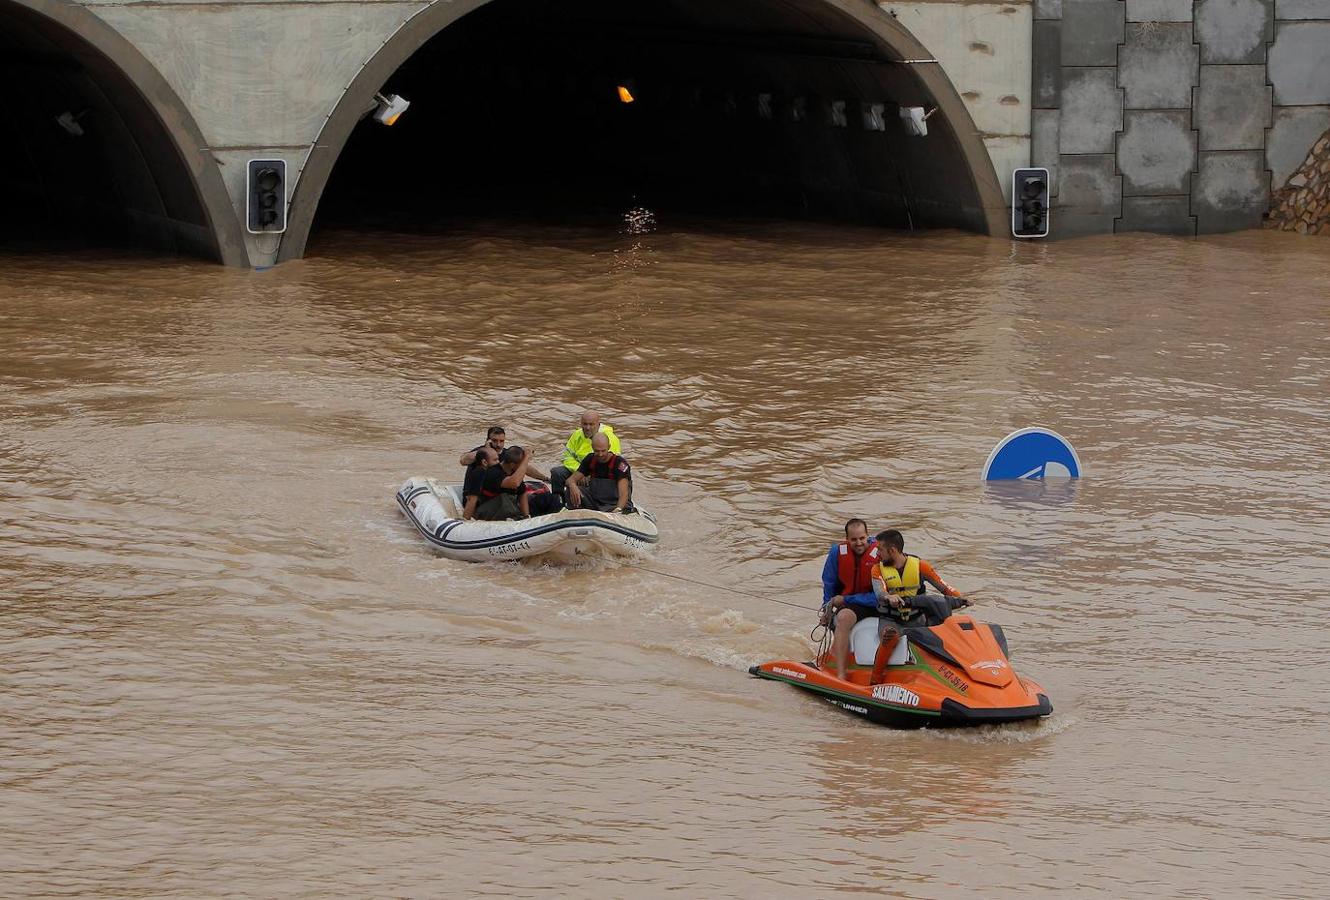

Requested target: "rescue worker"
[
  {"left": 869, "top": 529, "right": 970, "bottom": 684},
  {"left": 565, "top": 433, "right": 632, "bottom": 512},
  {"left": 817, "top": 519, "right": 880, "bottom": 681},
  {"left": 474, "top": 446, "right": 532, "bottom": 520},
  {"left": 550, "top": 410, "right": 620, "bottom": 497},
  {"left": 461, "top": 445, "right": 499, "bottom": 520}
]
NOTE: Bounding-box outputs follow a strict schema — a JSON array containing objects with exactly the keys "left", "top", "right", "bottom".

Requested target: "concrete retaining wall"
[
  {"left": 1032, "top": 0, "right": 1330, "bottom": 236},
  {"left": 881, "top": 1, "right": 1033, "bottom": 204}
]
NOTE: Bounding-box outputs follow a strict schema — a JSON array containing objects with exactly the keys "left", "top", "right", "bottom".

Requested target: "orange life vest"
[{"left": 836, "top": 542, "right": 880, "bottom": 597}]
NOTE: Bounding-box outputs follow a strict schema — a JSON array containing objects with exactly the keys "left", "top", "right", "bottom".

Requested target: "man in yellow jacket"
[{"left": 551, "top": 410, "right": 621, "bottom": 499}]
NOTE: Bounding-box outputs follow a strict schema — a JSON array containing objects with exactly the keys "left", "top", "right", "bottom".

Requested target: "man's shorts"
[{"left": 828, "top": 605, "right": 878, "bottom": 630}]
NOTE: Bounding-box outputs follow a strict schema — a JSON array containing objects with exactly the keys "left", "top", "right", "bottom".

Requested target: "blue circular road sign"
[{"left": 982, "top": 428, "right": 1082, "bottom": 481}]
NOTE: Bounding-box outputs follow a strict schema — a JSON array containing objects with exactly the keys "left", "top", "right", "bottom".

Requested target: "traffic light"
[
  {"left": 246, "top": 159, "right": 286, "bottom": 234},
  {"left": 1011, "top": 167, "right": 1050, "bottom": 238}
]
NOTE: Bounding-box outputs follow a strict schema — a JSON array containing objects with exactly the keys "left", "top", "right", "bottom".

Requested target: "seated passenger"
[
  {"left": 460, "top": 425, "right": 551, "bottom": 483},
  {"left": 817, "top": 518, "right": 880, "bottom": 681},
  {"left": 461, "top": 446, "right": 499, "bottom": 520},
  {"left": 550, "top": 410, "right": 621, "bottom": 497},
  {"left": 565, "top": 434, "right": 632, "bottom": 513},
  {"left": 458, "top": 426, "right": 506, "bottom": 467},
  {"left": 870, "top": 529, "right": 970, "bottom": 684},
  {"left": 474, "top": 446, "right": 532, "bottom": 521}
]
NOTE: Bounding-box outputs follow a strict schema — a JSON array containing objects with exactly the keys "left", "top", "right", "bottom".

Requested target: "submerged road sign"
[{"left": 982, "top": 428, "right": 1082, "bottom": 480}]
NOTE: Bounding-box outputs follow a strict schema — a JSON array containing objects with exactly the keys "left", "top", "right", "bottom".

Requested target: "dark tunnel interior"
[
  {"left": 0, "top": 2, "right": 220, "bottom": 261},
  {"left": 315, "top": 0, "right": 990, "bottom": 239}
]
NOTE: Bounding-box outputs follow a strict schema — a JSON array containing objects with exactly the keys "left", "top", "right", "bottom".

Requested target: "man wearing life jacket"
[
  {"left": 870, "top": 529, "right": 970, "bottom": 684},
  {"left": 461, "top": 445, "right": 499, "bottom": 520},
  {"left": 565, "top": 433, "right": 632, "bottom": 513},
  {"left": 474, "top": 446, "right": 532, "bottom": 520},
  {"left": 818, "top": 519, "right": 881, "bottom": 680},
  {"left": 550, "top": 410, "right": 621, "bottom": 498}
]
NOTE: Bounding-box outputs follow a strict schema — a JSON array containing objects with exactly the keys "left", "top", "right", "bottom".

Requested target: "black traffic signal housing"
[
  {"left": 1012, "top": 167, "right": 1050, "bottom": 238},
  {"left": 247, "top": 159, "right": 286, "bottom": 234}
]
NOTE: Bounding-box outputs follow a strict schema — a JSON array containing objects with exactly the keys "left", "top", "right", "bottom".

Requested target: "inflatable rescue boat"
[
  {"left": 751, "top": 596, "right": 1051, "bottom": 728},
  {"left": 396, "top": 476, "right": 659, "bottom": 562}
]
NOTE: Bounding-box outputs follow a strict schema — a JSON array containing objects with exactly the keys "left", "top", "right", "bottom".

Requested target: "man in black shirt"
[
  {"left": 566, "top": 433, "right": 632, "bottom": 513},
  {"left": 459, "top": 425, "right": 551, "bottom": 483},
  {"left": 474, "top": 446, "right": 532, "bottom": 520},
  {"left": 461, "top": 446, "right": 499, "bottom": 520}
]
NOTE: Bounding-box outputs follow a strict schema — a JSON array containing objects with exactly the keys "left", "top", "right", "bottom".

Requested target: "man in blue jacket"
[{"left": 818, "top": 519, "right": 880, "bottom": 680}]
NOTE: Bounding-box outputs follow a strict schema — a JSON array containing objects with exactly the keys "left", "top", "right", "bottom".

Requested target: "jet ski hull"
[{"left": 750, "top": 615, "right": 1052, "bottom": 728}]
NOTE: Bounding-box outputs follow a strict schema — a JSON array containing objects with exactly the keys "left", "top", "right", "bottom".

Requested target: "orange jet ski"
[{"left": 750, "top": 595, "right": 1052, "bottom": 728}]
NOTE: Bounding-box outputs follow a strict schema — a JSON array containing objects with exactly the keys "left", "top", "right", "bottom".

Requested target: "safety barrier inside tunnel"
[
  {"left": 0, "top": 0, "right": 243, "bottom": 264},
  {"left": 290, "top": 0, "right": 1005, "bottom": 257}
]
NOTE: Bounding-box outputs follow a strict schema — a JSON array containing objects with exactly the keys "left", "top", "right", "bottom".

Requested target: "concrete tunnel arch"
[
  {"left": 280, "top": 0, "right": 1007, "bottom": 261},
  {"left": 1, "top": 0, "right": 246, "bottom": 264}
]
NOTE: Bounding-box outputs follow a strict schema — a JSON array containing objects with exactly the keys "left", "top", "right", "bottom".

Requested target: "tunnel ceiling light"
[
  {"left": 900, "top": 106, "right": 936, "bottom": 137},
  {"left": 863, "top": 102, "right": 886, "bottom": 131},
  {"left": 373, "top": 92, "right": 410, "bottom": 126},
  {"left": 55, "top": 109, "right": 90, "bottom": 137}
]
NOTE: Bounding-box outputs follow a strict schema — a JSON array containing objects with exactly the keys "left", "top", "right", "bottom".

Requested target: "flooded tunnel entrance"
[
  {"left": 0, "top": 0, "right": 242, "bottom": 263},
  {"left": 297, "top": 0, "right": 1004, "bottom": 254}
]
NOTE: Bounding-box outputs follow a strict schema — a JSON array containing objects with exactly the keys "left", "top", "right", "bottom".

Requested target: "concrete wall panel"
[
  {"left": 1060, "top": 67, "right": 1124, "bottom": 152},
  {"left": 91, "top": 3, "right": 426, "bottom": 147},
  {"left": 1061, "top": 0, "right": 1125, "bottom": 65},
  {"left": 1056, "top": 152, "right": 1122, "bottom": 234},
  {"left": 1126, "top": 0, "right": 1194, "bottom": 21},
  {"left": 1195, "top": 0, "right": 1273, "bottom": 65},
  {"left": 1269, "top": 22, "right": 1330, "bottom": 105},
  {"left": 1117, "top": 195, "right": 1197, "bottom": 233},
  {"left": 1119, "top": 23, "right": 1198, "bottom": 109},
  {"left": 1118, "top": 109, "right": 1197, "bottom": 194},
  {"left": 1193, "top": 150, "right": 1270, "bottom": 230},
  {"left": 1196, "top": 65, "right": 1273, "bottom": 150},
  {"left": 1034, "top": 20, "right": 1063, "bottom": 107},
  {"left": 1036, "top": 0, "right": 1064, "bottom": 18},
  {"left": 890, "top": 3, "right": 1034, "bottom": 138},
  {"left": 1275, "top": 0, "right": 1330, "bottom": 18},
  {"left": 1268, "top": 105, "right": 1330, "bottom": 186},
  {"left": 1033, "top": 107, "right": 1061, "bottom": 194}
]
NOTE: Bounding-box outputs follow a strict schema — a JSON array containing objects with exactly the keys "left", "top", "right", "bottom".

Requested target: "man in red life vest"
[
  {"left": 566, "top": 433, "right": 632, "bottom": 513},
  {"left": 818, "top": 519, "right": 881, "bottom": 680}
]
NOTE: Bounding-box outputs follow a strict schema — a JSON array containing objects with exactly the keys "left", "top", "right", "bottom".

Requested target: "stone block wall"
[
  {"left": 1032, "top": 0, "right": 1330, "bottom": 236},
  {"left": 1267, "top": 127, "right": 1330, "bottom": 233}
]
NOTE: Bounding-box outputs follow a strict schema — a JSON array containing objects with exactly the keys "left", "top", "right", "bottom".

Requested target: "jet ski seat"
[{"left": 850, "top": 619, "right": 910, "bottom": 666}]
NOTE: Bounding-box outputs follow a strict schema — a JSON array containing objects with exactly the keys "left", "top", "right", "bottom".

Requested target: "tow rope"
[{"left": 613, "top": 559, "right": 818, "bottom": 612}]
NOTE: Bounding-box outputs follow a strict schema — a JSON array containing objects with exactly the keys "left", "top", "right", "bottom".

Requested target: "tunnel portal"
[
  {"left": 0, "top": 1, "right": 240, "bottom": 263},
  {"left": 303, "top": 0, "right": 1002, "bottom": 250}
]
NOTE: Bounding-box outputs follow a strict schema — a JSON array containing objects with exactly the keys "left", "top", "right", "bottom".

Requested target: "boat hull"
[{"left": 396, "top": 476, "right": 659, "bottom": 562}]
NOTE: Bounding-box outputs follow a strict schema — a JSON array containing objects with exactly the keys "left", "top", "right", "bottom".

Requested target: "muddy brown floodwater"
[{"left": 3, "top": 217, "right": 1329, "bottom": 897}]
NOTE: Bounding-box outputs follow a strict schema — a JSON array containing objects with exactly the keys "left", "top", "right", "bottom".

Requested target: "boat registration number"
[{"left": 488, "top": 541, "right": 532, "bottom": 557}]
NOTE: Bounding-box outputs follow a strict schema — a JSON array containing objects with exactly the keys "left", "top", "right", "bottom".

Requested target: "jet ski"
[{"left": 750, "top": 594, "right": 1051, "bottom": 728}]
